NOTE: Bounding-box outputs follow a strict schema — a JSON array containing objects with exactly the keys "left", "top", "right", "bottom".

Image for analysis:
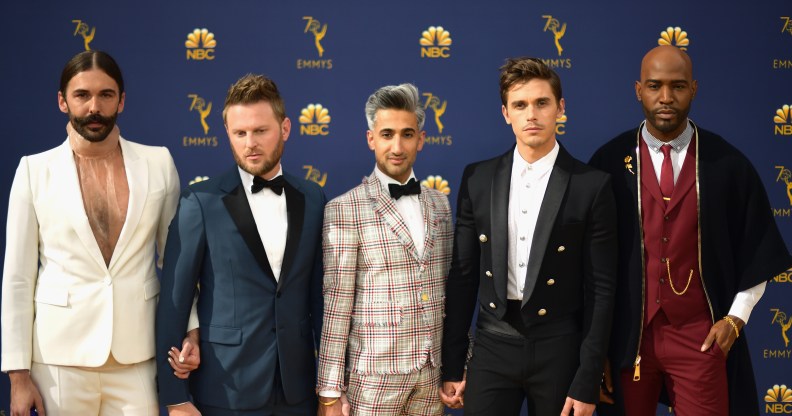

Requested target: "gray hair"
[{"left": 364, "top": 83, "right": 425, "bottom": 130}]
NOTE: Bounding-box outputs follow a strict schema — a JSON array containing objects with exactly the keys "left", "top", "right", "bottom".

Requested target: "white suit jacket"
[{"left": 1, "top": 137, "right": 180, "bottom": 370}]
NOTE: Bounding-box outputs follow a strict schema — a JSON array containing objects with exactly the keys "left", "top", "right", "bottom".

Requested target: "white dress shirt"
[
  {"left": 507, "top": 142, "right": 559, "bottom": 300},
  {"left": 239, "top": 166, "right": 287, "bottom": 282},
  {"left": 641, "top": 121, "right": 766, "bottom": 324},
  {"left": 374, "top": 167, "right": 425, "bottom": 258}
]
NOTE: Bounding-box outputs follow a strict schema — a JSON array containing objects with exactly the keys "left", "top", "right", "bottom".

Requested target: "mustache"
[{"left": 75, "top": 113, "right": 114, "bottom": 126}]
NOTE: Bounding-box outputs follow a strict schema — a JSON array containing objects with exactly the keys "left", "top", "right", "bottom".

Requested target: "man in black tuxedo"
[{"left": 441, "top": 57, "right": 618, "bottom": 416}]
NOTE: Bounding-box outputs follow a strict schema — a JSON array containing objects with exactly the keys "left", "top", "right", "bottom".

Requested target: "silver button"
[
  {"left": 489, "top": 302, "right": 497, "bottom": 309},
  {"left": 547, "top": 279, "right": 555, "bottom": 286},
  {"left": 538, "top": 309, "right": 547, "bottom": 316},
  {"left": 485, "top": 271, "right": 493, "bottom": 277},
  {"left": 479, "top": 234, "right": 488, "bottom": 243},
  {"left": 557, "top": 246, "right": 565, "bottom": 252}
]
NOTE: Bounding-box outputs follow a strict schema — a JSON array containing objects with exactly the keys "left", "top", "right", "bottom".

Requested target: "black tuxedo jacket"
[
  {"left": 442, "top": 144, "right": 618, "bottom": 403},
  {"left": 156, "top": 167, "right": 326, "bottom": 410}
]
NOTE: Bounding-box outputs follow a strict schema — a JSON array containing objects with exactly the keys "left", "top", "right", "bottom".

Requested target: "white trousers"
[{"left": 30, "top": 357, "right": 158, "bottom": 416}]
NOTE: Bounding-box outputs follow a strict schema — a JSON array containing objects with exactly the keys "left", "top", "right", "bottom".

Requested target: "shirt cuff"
[
  {"left": 319, "top": 390, "right": 342, "bottom": 398},
  {"left": 727, "top": 281, "right": 767, "bottom": 324}
]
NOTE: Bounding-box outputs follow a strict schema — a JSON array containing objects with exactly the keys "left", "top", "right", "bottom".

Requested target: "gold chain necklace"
[{"left": 665, "top": 260, "right": 693, "bottom": 296}]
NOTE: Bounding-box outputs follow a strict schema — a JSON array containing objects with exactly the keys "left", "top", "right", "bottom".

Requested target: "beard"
[
  {"left": 69, "top": 112, "right": 118, "bottom": 142},
  {"left": 644, "top": 105, "right": 690, "bottom": 136},
  {"left": 233, "top": 133, "right": 285, "bottom": 178}
]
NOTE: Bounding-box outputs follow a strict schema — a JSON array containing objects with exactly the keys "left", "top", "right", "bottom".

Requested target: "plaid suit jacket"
[{"left": 316, "top": 172, "right": 453, "bottom": 393}]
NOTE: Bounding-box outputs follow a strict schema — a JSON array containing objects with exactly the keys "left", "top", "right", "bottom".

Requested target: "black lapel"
[
  {"left": 490, "top": 149, "right": 513, "bottom": 305},
  {"left": 522, "top": 145, "right": 571, "bottom": 305},
  {"left": 278, "top": 177, "right": 305, "bottom": 290},
  {"left": 221, "top": 173, "right": 276, "bottom": 284}
]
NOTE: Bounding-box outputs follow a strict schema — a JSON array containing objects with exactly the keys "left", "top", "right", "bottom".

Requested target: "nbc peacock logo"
[
  {"left": 765, "top": 384, "right": 792, "bottom": 414},
  {"left": 420, "top": 26, "right": 452, "bottom": 58},
  {"left": 658, "top": 26, "right": 689, "bottom": 50},
  {"left": 556, "top": 114, "right": 567, "bottom": 136},
  {"left": 299, "top": 104, "right": 331, "bottom": 136},
  {"left": 774, "top": 105, "right": 792, "bottom": 136},
  {"left": 185, "top": 28, "right": 217, "bottom": 60},
  {"left": 421, "top": 175, "right": 451, "bottom": 195}
]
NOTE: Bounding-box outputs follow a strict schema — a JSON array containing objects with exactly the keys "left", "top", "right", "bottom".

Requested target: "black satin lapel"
[
  {"left": 490, "top": 151, "right": 513, "bottom": 305},
  {"left": 278, "top": 181, "right": 305, "bottom": 290},
  {"left": 222, "top": 184, "right": 276, "bottom": 283},
  {"left": 522, "top": 151, "right": 571, "bottom": 305}
]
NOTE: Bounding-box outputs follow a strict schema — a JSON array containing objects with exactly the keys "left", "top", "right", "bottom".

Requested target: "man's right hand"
[
  {"left": 440, "top": 380, "right": 466, "bottom": 409},
  {"left": 599, "top": 358, "right": 614, "bottom": 405},
  {"left": 317, "top": 393, "right": 350, "bottom": 416},
  {"left": 167, "top": 402, "right": 201, "bottom": 416},
  {"left": 9, "top": 370, "right": 45, "bottom": 416}
]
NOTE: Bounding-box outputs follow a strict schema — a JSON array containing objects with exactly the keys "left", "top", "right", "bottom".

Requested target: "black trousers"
[{"left": 463, "top": 327, "right": 581, "bottom": 416}]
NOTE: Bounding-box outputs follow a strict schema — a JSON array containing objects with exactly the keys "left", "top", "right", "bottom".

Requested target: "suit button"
[
  {"left": 659, "top": 278, "right": 665, "bottom": 284},
  {"left": 419, "top": 265, "right": 426, "bottom": 273},
  {"left": 103, "top": 276, "right": 112, "bottom": 286},
  {"left": 479, "top": 234, "right": 488, "bottom": 243},
  {"left": 272, "top": 327, "right": 276, "bottom": 333},
  {"left": 538, "top": 309, "right": 547, "bottom": 316},
  {"left": 421, "top": 293, "right": 429, "bottom": 301},
  {"left": 662, "top": 237, "right": 669, "bottom": 243},
  {"left": 489, "top": 302, "right": 496, "bottom": 309},
  {"left": 557, "top": 246, "right": 565, "bottom": 252},
  {"left": 664, "top": 215, "right": 670, "bottom": 221},
  {"left": 546, "top": 279, "right": 555, "bottom": 286},
  {"left": 276, "top": 292, "right": 282, "bottom": 298},
  {"left": 656, "top": 299, "right": 661, "bottom": 304},
  {"left": 485, "top": 270, "right": 492, "bottom": 277}
]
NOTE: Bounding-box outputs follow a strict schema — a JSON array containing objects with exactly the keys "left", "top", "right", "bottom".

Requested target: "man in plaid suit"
[{"left": 316, "top": 83, "right": 453, "bottom": 416}]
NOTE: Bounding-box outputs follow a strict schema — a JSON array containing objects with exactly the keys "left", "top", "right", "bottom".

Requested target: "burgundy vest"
[{"left": 640, "top": 134, "right": 709, "bottom": 327}]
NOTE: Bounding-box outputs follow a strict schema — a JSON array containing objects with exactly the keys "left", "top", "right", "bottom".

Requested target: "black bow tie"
[
  {"left": 388, "top": 178, "right": 421, "bottom": 200},
  {"left": 251, "top": 175, "right": 285, "bottom": 195}
]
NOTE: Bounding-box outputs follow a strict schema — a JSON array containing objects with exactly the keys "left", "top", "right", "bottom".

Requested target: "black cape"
[{"left": 589, "top": 123, "right": 792, "bottom": 416}]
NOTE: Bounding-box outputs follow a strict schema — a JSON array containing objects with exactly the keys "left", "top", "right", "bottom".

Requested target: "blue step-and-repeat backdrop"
[{"left": 1, "top": 1, "right": 790, "bottom": 414}]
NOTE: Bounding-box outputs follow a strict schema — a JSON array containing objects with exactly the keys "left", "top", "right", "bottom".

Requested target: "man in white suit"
[{"left": 1, "top": 50, "right": 189, "bottom": 416}]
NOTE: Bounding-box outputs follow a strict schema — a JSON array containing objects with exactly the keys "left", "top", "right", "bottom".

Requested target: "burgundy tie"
[{"left": 660, "top": 144, "right": 674, "bottom": 205}]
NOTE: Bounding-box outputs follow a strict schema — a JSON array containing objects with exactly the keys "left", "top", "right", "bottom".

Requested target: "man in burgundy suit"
[{"left": 590, "top": 46, "right": 791, "bottom": 415}]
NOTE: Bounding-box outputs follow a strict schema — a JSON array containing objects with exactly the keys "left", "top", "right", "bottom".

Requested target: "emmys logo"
[
  {"left": 183, "top": 93, "right": 218, "bottom": 147},
  {"left": 774, "top": 166, "right": 792, "bottom": 217},
  {"left": 538, "top": 16, "right": 571, "bottom": 69},
  {"left": 658, "top": 26, "right": 689, "bottom": 50},
  {"left": 774, "top": 18, "right": 792, "bottom": 69},
  {"left": 189, "top": 176, "right": 209, "bottom": 185},
  {"left": 764, "top": 308, "right": 792, "bottom": 359},
  {"left": 298, "top": 17, "right": 332, "bottom": 70},
  {"left": 299, "top": 104, "right": 331, "bottom": 136},
  {"left": 556, "top": 114, "right": 567, "bottom": 136},
  {"left": 420, "top": 26, "right": 452, "bottom": 58},
  {"left": 303, "top": 165, "right": 327, "bottom": 187},
  {"left": 765, "top": 384, "right": 792, "bottom": 414},
  {"left": 185, "top": 28, "right": 216, "bottom": 60},
  {"left": 421, "top": 176, "right": 451, "bottom": 195},
  {"left": 188, "top": 94, "right": 212, "bottom": 134},
  {"left": 72, "top": 20, "right": 95, "bottom": 51},
  {"left": 542, "top": 15, "right": 566, "bottom": 56},
  {"left": 422, "top": 92, "right": 452, "bottom": 146},
  {"left": 775, "top": 105, "right": 792, "bottom": 135}
]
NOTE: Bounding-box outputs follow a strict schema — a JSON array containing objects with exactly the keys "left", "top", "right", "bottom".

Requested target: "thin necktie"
[
  {"left": 660, "top": 144, "right": 674, "bottom": 205},
  {"left": 251, "top": 175, "right": 285, "bottom": 195},
  {"left": 388, "top": 178, "right": 421, "bottom": 200}
]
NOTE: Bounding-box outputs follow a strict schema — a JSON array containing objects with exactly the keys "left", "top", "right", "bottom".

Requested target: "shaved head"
[{"left": 635, "top": 46, "right": 697, "bottom": 141}]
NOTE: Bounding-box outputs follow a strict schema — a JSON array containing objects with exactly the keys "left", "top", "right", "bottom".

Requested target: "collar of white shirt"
[
  {"left": 511, "top": 141, "right": 560, "bottom": 178},
  {"left": 238, "top": 165, "right": 284, "bottom": 195}
]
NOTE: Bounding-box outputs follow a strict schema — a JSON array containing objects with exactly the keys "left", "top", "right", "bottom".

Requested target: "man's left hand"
[
  {"left": 561, "top": 397, "right": 595, "bottom": 416},
  {"left": 168, "top": 328, "right": 200, "bottom": 379},
  {"left": 700, "top": 315, "right": 744, "bottom": 358}
]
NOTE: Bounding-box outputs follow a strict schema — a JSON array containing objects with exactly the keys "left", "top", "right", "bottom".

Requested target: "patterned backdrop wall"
[{"left": 1, "top": 0, "right": 790, "bottom": 414}]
